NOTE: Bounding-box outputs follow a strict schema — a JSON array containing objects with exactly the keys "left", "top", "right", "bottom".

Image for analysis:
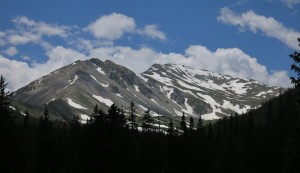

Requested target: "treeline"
[{"left": 1, "top": 78, "right": 300, "bottom": 172}]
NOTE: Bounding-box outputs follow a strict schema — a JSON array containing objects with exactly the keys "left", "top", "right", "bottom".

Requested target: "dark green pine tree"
[
  {"left": 189, "top": 116, "right": 194, "bottom": 130},
  {"left": 93, "top": 104, "right": 99, "bottom": 115},
  {"left": 180, "top": 112, "right": 187, "bottom": 134},
  {"left": 0, "top": 75, "right": 15, "bottom": 172},
  {"left": 196, "top": 115, "right": 205, "bottom": 136},
  {"left": 128, "top": 100, "right": 137, "bottom": 130},
  {"left": 0, "top": 75, "right": 10, "bottom": 119},
  {"left": 142, "top": 109, "right": 154, "bottom": 132},
  {"left": 167, "top": 119, "right": 175, "bottom": 136},
  {"left": 290, "top": 38, "right": 300, "bottom": 87},
  {"left": 119, "top": 108, "right": 126, "bottom": 127},
  {"left": 107, "top": 103, "right": 118, "bottom": 125}
]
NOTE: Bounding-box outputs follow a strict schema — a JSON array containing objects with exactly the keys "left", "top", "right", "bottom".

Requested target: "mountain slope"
[
  {"left": 12, "top": 58, "right": 282, "bottom": 123},
  {"left": 140, "top": 63, "right": 282, "bottom": 119}
]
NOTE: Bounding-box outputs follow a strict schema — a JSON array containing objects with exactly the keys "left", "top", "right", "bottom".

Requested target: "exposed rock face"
[{"left": 12, "top": 58, "right": 283, "bottom": 123}]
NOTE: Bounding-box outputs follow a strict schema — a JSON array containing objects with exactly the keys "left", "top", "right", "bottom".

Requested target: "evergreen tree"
[
  {"left": 197, "top": 115, "right": 203, "bottom": 130},
  {"left": 93, "top": 104, "right": 99, "bottom": 115},
  {"left": 189, "top": 116, "right": 194, "bottom": 130},
  {"left": 128, "top": 100, "right": 137, "bottom": 130},
  {"left": 107, "top": 103, "right": 119, "bottom": 125},
  {"left": 196, "top": 115, "right": 205, "bottom": 136},
  {"left": 290, "top": 38, "right": 300, "bottom": 87},
  {"left": 0, "top": 75, "right": 10, "bottom": 118},
  {"left": 142, "top": 109, "right": 154, "bottom": 132},
  {"left": 180, "top": 112, "right": 187, "bottom": 133},
  {"left": 44, "top": 106, "right": 49, "bottom": 121},
  {"left": 119, "top": 108, "right": 126, "bottom": 127},
  {"left": 167, "top": 119, "right": 175, "bottom": 136}
]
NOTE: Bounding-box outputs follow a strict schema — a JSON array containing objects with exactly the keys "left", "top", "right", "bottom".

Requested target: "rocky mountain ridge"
[{"left": 11, "top": 58, "right": 282, "bottom": 123}]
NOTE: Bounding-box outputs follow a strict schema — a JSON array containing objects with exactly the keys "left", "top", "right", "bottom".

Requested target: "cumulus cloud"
[
  {"left": 89, "top": 44, "right": 291, "bottom": 88},
  {"left": 86, "top": 13, "right": 136, "bottom": 40},
  {"left": 139, "top": 25, "right": 167, "bottom": 40},
  {"left": 6, "top": 16, "right": 68, "bottom": 45},
  {"left": 0, "top": 14, "right": 291, "bottom": 91},
  {"left": 86, "top": 13, "right": 166, "bottom": 41},
  {"left": 0, "top": 46, "right": 87, "bottom": 91},
  {"left": 217, "top": 7, "right": 300, "bottom": 50},
  {"left": 0, "top": 44, "right": 291, "bottom": 91},
  {"left": 3, "top": 46, "right": 18, "bottom": 56},
  {"left": 0, "top": 55, "right": 40, "bottom": 91},
  {"left": 21, "top": 55, "right": 31, "bottom": 61},
  {"left": 282, "top": 0, "right": 300, "bottom": 8},
  {"left": 0, "top": 31, "right": 6, "bottom": 46}
]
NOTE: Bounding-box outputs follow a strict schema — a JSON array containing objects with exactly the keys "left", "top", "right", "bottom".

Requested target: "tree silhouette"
[
  {"left": 0, "top": 75, "right": 10, "bottom": 118},
  {"left": 189, "top": 116, "right": 194, "bottom": 130},
  {"left": 142, "top": 109, "right": 154, "bottom": 132},
  {"left": 290, "top": 38, "right": 300, "bottom": 87},
  {"left": 167, "top": 119, "right": 175, "bottom": 136},
  {"left": 180, "top": 112, "right": 187, "bottom": 133},
  {"left": 128, "top": 100, "right": 137, "bottom": 130}
]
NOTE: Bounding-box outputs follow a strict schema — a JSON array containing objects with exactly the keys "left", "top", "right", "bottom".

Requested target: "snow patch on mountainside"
[
  {"left": 184, "top": 98, "right": 194, "bottom": 115},
  {"left": 221, "top": 100, "right": 250, "bottom": 114},
  {"left": 90, "top": 75, "right": 109, "bottom": 87},
  {"left": 134, "top": 85, "right": 140, "bottom": 92},
  {"left": 139, "top": 104, "right": 148, "bottom": 111},
  {"left": 67, "top": 98, "right": 87, "bottom": 110},
  {"left": 69, "top": 75, "right": 78, "bottom": 85},
  {"left": 137, "top": 74, "right": 148, "bottom": 82},
  {"left": 96, "top": 67, "right": 106, "bottom": 75},
  {"left": 93, "top": 94, "right": 114, "bottom": 107},
  {"left": 225, "top": 79, "right": 248, "bottom": 94},
  {"left": 143, "top": 72, "right": 172, "bottom": 85},
  {"left": 116, "top": 93, "right": 123, "bottom": 98},
  {"left": 62, "top": 75, "right": 79, "bottom": 90},
  {"left": 177, "top": 81, "right": 203, "bottom": 92}
]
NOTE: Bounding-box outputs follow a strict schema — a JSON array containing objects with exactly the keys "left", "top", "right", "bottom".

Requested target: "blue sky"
[{"left": 0, "top": 0, "right": 299, "bottom": 90}]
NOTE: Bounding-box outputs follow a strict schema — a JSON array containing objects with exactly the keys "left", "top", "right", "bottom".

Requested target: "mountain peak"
[{"left": 12, "top": 59, "right": 283, "bottom": 123}]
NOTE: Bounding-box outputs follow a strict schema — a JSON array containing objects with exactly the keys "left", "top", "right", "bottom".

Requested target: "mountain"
[{"left": 11, "top": 58, "right": 282, "bottom": 123}]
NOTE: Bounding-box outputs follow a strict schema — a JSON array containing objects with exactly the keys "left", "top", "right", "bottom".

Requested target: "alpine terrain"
[{"left": 11, "top": 58, "right": 282, "bottom": 123}]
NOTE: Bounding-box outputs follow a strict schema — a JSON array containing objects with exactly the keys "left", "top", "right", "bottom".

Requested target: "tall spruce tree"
[
  {"left": 0, "top": 75, "right": 10, "bottom": 118},
  {"left": 290, "top": 38, "right": 300, "bottom": 87},
  {"left": 180, "top": 112, "right": 187, "bottom": 133},
  {"left": 142, "top": 109, "right": 154, "bottom": 132},
  {"left": 128, "top": 100, "right": 137, "bottom": 130},
  {"left": 189, "top": 116, "right": 194, "bottom": 130},
  {"left": 167, "top": 119, "right": 175, "bottom": 136}
]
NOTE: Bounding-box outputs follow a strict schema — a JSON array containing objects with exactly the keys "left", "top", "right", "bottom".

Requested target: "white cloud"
[
  {"left": 217, "top": 7, "right": 300, "bottom": 50},
  {"left": 86, "top": 13, "right": 136, "bottom": 40},
  {"left": 0, "top": 31, "right": 5, "bottom": 37},
  {"left": 0, "top": 44, "right": 291, "bottom": 91},
  {"left": 3, "top": 46, "right": 18, "bottom": 56},
  {"left": 7, "top": 16, "right": 68, "bottom": 45},
  {"left": 89, "top": 46, "right": 158, "bottom": 73},
  {"left": 0, "top": 55, "right": 40, "bottom": 91},
  {"left": 0, "top": 46, "right": 87, "bottom": 91},
  {"left": 0, "top": 32, "right": 5, "bottom": 46},
  {"left": 139, "top": 25, "right": 166, "bottom": 40},
  {"left": 86, "top": 13, "right": 167, "bottom": 41},
  {"left": 89, "top": 44, "right": 291, "bottom": 88},
  {"left": 0, "top": 14, "right": 291, "bottom": 91},
  {"left": 282, "top": 0, "right": 300, "bottom": 8},
  {"left": 33, "top": 46, "right": 87, "bottom": 73},
  {"left": 21, "top": 55, "right": 31, "bottom": 61}
]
